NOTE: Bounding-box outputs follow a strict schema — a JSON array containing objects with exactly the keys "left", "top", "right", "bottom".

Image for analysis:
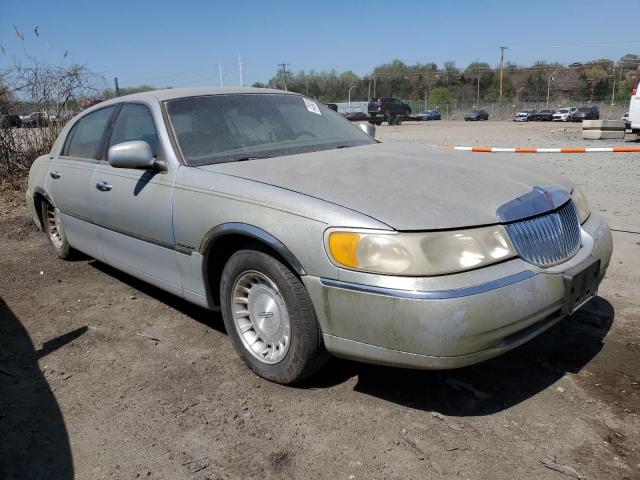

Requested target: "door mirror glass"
[
  {"left": 358, "top": 122, "right": 376, "bottom": 138},
  {"left": 108, "top": 141, "right": 156, "bottom": 169}
]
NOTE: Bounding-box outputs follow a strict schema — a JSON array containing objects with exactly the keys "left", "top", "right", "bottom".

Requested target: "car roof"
[
  {"left": 80, "top": 87, "right": 298, "bottom": 114},
  {"left": 66, "top": 86, "right": 305, "bottom": 125}
]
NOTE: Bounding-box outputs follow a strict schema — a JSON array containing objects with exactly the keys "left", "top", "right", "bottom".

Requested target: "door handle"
[
  {"left": 95, "top": 181, "right": 112, "bottom": 192},
  {"left": 50, "top": 170, "right": 61, "bottom": 179}
]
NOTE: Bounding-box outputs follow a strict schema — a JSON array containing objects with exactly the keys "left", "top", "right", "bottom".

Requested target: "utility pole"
[
  {"left": 477, "top": 71, "right": 480, "bottom": 105},
  {"left": 348, "top": 85, "right": 357, "bottom": 108},
  {"left": 238, "top": 55, "right": 244, "bottom": 87},
  {"left": 218, "top": 61, "right": 224, "bottom": 87},
  {"left": 546, "top": 71, "right": 557, "bottom": 109},
  {"left": 114, "top": 77, "right": 120, "bottom": 97},
  {"left": 611, "top": 67, "right": 616, "bottom": 106},
  {"left": 278, "top": 63, "right": 290, "bottom": 91},
  {"left": 499, "top": 46, "right": 508, "bottom": 100}
]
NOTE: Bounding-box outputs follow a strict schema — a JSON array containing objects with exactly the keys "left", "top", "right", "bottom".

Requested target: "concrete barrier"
[{"left": 582, "top": 120, "right": 626, "bottom": 140}]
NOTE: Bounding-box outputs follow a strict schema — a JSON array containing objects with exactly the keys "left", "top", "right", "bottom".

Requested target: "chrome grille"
[{"left": 505, "top": 201, "right": 581, "bottom": 267}]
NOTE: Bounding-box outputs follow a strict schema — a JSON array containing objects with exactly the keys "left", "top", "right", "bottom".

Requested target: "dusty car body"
[
  {"left": 553, "top": 107, "right": 577, "bottom": 122},
  {"left": 27, "top": 87, "right": 612, "bottom": 384},
  {"left": 513, "top": 109, "right": 538, "bottom": 122}
]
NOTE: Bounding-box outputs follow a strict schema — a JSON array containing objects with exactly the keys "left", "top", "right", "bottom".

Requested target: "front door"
[
  {"left": 90, "top": 102, "right": 181, "bottom": 294},
  {"left": 46, "top": 105, "right": 117, "bottom": 260}
]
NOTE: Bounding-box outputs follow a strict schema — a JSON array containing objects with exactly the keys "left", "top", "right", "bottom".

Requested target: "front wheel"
[{"left": 220, "top": 248, "right": 328, "bottom": 384}]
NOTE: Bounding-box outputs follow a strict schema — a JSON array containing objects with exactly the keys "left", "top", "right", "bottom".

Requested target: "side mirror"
[
  {"left": 358, "top": 122, "right": 376, "bottom": 138},
  {"left": 108, "top": 141, "right": 160, "bottom": 170}
]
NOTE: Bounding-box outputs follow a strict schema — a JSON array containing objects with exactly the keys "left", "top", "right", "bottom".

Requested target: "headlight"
[
  {"left": 326, "top": 227, "right": 516, "bottom": 276},
  {"left": 571, "top": 187, "right": 591, "bottom": 224}
]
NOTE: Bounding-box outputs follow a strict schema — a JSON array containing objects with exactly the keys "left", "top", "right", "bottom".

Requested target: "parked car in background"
[
  {"left": 465, "top": 109, "right": 489, "bottom": 121},
  {"left": 415, "top": 109, "right": 442, "bottom": 121},
  {"left": 0, "top": 114, "right": 23, "bottom": 128},
  {"left": 22, "top": 111, "right": 50, "bottom": 127},
  {"left": 537, "top": 109, "right": 555, "bottom": 121},
  {"left": 552, "top": 107, "right": 577, "bottom": 122},
  {"left": 570, "top": 106, "right": 599, "bottom": 122},
  {"left": 344, "top": 111, "right": 368, "bottom": 121},
  {"left": 367, "top": 97, "right": 411, "bottom": 124},
  {"left": 629, "top": 79, "right": 640, "bottom": 134},
  {"left": 26, "top": 87, "right": 612, "bottom": 384},
  {"left": 513, "top": 109, "right": 538, "bottom": 122}
]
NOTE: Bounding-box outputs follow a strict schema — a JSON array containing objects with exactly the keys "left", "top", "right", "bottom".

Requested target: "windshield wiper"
[{"left": 235, "top": 155, "right": 272, "bottom": 162}]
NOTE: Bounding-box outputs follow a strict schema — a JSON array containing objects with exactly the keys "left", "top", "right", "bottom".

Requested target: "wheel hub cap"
[
  {"left": 231, "top": 271, "right": 290, "bottom": 364},
  {"left": 46, "top": 206, "right": 63, "bottom": 249}
]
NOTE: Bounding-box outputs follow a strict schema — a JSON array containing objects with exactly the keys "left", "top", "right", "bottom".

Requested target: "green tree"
[
  {"left": 428, "top": 86, "right": 453, "bottom": 106},
  {"left": 521, "top": 73, "right": 546, "bottom": 101},
  {"left": 592, "top": 78, "right": 610, "bottom": 101},
  {"left": 576, "top": 73, "right": 592, "bottom": 101}
]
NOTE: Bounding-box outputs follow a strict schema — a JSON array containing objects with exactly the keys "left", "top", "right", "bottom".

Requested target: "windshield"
[
  {"left": 165, "top": 94, "right": 376, "bottom": 165},
  {"left": 558, "top": 109, "right": 569, "bottom": 113},
  {"left": 578, "top": 107, "right": 590, "bottom": 112}
]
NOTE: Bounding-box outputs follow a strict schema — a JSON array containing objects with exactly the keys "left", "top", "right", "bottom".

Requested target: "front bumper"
[{"left": 303, "top": 214, "right": 612, "bottom": 369}]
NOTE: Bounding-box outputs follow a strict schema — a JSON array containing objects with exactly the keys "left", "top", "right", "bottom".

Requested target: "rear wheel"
[
  {"left": 220, "top": 247, "right": 328, "bottom": 384},
  {"left": 41, "top": 200, "right": 73, "bottom": 259}
]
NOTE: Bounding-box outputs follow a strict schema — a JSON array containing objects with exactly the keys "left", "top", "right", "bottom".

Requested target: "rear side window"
[
  {"left": 65, "top": 107, "right": 115, "bottom": 159},
  {"left": 108, "top": 104, "right": 160, "bottom": 156}
]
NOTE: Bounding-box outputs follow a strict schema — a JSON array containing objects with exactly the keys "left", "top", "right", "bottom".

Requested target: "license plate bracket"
[{"left": 562, "top": 256, "right": 601, "bottom": 315}]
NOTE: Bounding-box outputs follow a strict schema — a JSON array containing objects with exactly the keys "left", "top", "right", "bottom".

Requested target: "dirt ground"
[{"left": 1, "top": 121, "right": 639, "bottom": 480}]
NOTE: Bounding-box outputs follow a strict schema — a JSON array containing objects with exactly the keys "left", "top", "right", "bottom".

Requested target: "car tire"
[
  {"left": 220, "top": 247, "right": 328, "bottom": 384},
  {"left": 41, "top": 200, "right": 74, "bottom": 259}
]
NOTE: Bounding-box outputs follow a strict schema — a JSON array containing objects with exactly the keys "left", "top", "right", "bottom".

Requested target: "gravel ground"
[{"left": 1, "top": 121, "right": 639, "bottom": 480}]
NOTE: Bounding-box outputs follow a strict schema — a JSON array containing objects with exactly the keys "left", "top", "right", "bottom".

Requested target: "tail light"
[{"left": 633, "top": 80, "right": 639, "bottom": 96}]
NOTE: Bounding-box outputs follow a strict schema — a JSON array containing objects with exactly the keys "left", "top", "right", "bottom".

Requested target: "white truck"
[{"left": 629, "top": 79, "right": 640, "bottom": 135}]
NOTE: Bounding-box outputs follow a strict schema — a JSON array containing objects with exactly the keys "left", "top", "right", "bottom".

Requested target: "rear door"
[
  {"left": 46, "top": 105, "right": 117, "bottom": 259},
  {"left": 90, "top": 102, "right": 181, "bottom": 294}
]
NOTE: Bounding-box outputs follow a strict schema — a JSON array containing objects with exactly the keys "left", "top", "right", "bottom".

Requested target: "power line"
[{"left": 124, "top": 65, "right": 215, "bottom": 85}]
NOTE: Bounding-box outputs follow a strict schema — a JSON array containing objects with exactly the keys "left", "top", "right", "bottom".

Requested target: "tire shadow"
[
  {"left": 0, "top": 297, "right": 86, "bottom": 479},
  {"left": 88, "top": 260, "right": 614, "bottom": 415},
  {"left": 335, "top": 296, "right": 615, "bottom": 415},
  {"left": 90, "top": 261, "right": 226, "bottom": 334}
]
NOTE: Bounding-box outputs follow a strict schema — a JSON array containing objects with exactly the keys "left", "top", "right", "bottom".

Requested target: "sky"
[{"left": 2, "top": 0, "right": 640, "bottom": 90}]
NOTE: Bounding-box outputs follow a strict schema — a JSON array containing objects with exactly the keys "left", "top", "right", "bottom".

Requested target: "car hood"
[{"left": 197, "top": 143, "right": 573, "bottom": 230}]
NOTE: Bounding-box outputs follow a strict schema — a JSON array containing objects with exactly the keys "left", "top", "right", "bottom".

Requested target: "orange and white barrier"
[{"left": 437, "top": 145, "right": 640, "bottom": 153}]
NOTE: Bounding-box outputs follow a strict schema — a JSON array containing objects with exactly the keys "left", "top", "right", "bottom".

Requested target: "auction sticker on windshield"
[{"left": 303, "top": 97, "right": 321, "bottom": 115}]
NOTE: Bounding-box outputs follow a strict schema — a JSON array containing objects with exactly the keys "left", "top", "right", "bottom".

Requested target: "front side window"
[
  {"left": 108, "top": 104, "right": 160, "bottom": 156},
  {"left": 166, "top": 94, "right": 375, "bottom": 166},
  {"left": 66, "top": 107, "right": 115, "bottom": 159}
]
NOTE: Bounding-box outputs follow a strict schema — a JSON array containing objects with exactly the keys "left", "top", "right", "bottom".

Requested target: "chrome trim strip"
[
  {"left": 319, "top": 270, "right": 535, "bottom": 300},
  {"left": 497, "top": 186, "right": 571, "bottom": 223}
]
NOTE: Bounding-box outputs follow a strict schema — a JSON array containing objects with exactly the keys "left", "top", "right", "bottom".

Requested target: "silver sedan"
[{"left": 27, "top": 87, "right": 612, "bottom": 384}]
